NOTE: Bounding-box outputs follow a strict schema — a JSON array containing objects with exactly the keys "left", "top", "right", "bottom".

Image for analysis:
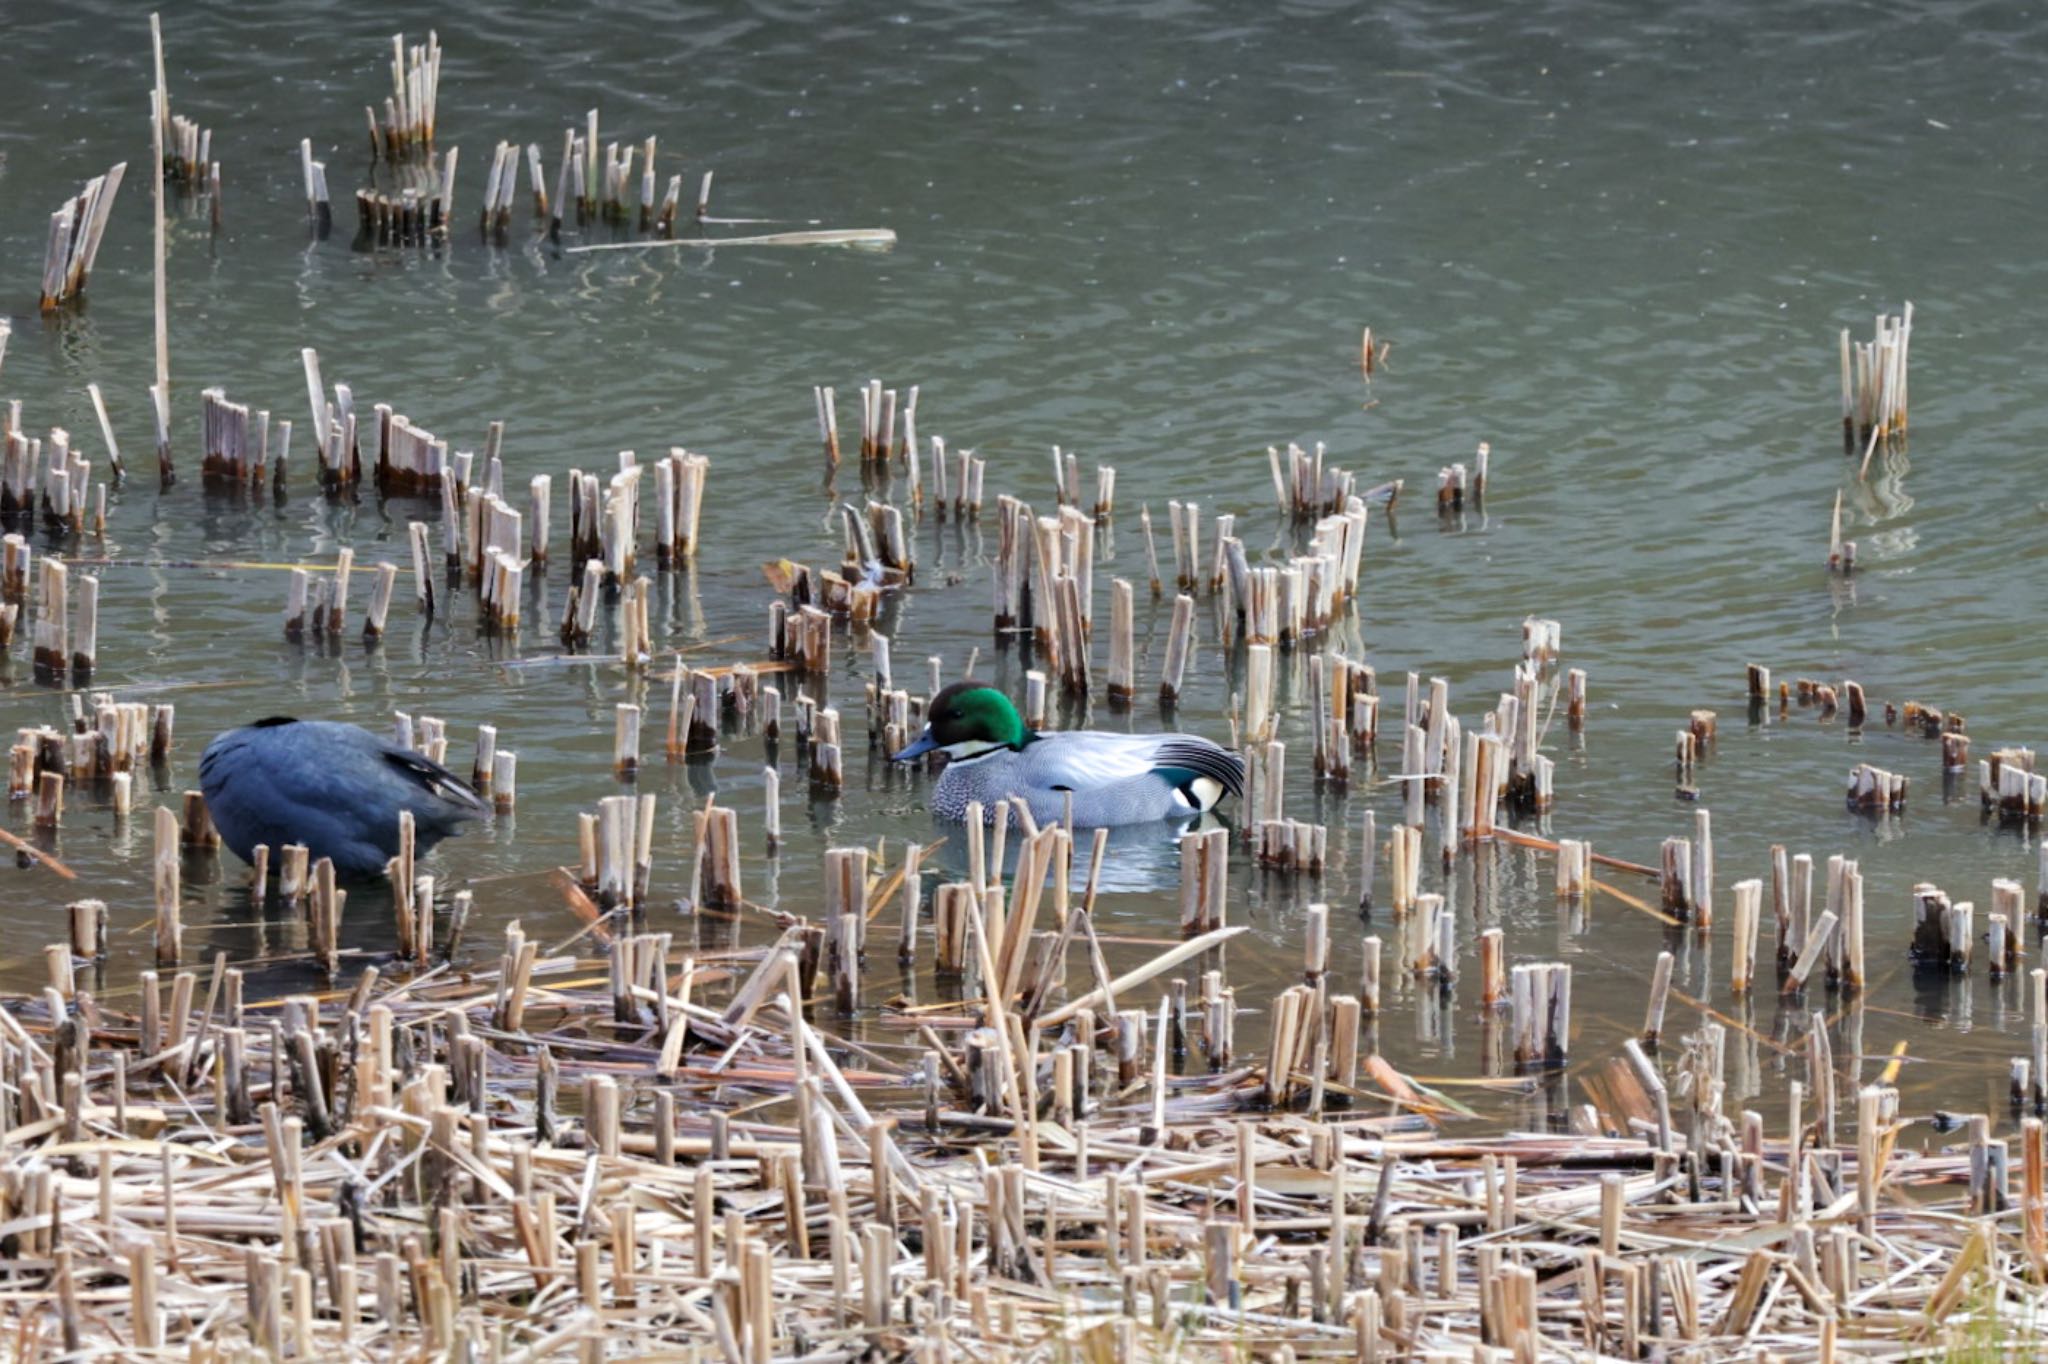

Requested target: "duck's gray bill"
[{"left": 892, "top": 733, "right": 938, "bottom": 762}]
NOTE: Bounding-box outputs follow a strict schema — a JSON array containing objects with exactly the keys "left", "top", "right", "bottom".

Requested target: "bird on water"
[
  {"left": 891, "top": 680, "right": 1244, "bottom": 826},
  {"left": 199, "top": 718, "right": 488, "bottom": 879}
]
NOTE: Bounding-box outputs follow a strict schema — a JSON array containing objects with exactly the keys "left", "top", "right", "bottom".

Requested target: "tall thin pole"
[{"left": 150, "top": 13, "right": 168, "bottom": 404}]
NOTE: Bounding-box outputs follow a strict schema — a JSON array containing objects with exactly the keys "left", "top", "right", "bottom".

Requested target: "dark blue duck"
[{"left": 199, "top": 718, "right": 486, "bottom": 879}]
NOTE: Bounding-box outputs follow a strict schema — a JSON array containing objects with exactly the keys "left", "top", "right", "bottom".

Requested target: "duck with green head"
[{"left": 892, "top": 680, "right": 1243, "bottom": 825}]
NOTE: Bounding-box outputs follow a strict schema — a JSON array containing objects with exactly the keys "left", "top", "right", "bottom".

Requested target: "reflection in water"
[{"left": 919, "top": 810, "right": 1229, "bottom": 901}]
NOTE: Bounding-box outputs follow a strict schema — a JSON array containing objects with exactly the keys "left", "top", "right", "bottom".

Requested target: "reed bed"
[{"left": 2, "top": 836, "right": 2043, "bottom": 1362}]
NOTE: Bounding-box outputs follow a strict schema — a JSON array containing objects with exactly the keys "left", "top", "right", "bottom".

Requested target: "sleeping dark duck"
[
  {"left": 199, "top": 718, "right": 487, "bottom": 879},
  {"left": 892, "top": 681, "right": 1243, "bottom": 825}
]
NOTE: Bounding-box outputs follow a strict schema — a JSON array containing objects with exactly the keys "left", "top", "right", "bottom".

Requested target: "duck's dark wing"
[{"left": 377, "top": 741, "right": 489, "bottom": 824}]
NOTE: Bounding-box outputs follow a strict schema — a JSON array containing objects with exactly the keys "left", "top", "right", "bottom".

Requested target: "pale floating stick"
[
  {"left": 1037, "top": 924, "right": 1246, "bottom": 1029},
  {"left": 563, "top": 227, "right": 897, "bottom": 253}
]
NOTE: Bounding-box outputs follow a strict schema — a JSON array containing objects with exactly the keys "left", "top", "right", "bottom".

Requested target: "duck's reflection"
[{"left": 919, "top": 810, "right": 1232, "bottom": 902}]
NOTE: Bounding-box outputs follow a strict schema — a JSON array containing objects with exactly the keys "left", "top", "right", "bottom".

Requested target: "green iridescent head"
[{"left": 892, "top": 681, "right": 1031, "bottom": 761}]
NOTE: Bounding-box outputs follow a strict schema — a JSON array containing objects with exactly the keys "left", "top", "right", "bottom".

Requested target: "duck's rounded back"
[{"left": 199, "top": 717, "right": 486, "bottom": 878}]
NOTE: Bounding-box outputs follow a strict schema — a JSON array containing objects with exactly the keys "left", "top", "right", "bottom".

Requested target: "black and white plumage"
[
  {"left": 922, "top": 730, "right": 1245, "bottom": 825},
  {"left": 199, "top": 718, "right": 487, "bottom": 879},
  {"left": 892, "top": 681, "right": 1244, "bottom": 826}
]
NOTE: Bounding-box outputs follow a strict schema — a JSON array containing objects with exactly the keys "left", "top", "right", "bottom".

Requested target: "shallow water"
[{"left": 3, "top": 0, "right": 2048, "bottom": 1132}]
